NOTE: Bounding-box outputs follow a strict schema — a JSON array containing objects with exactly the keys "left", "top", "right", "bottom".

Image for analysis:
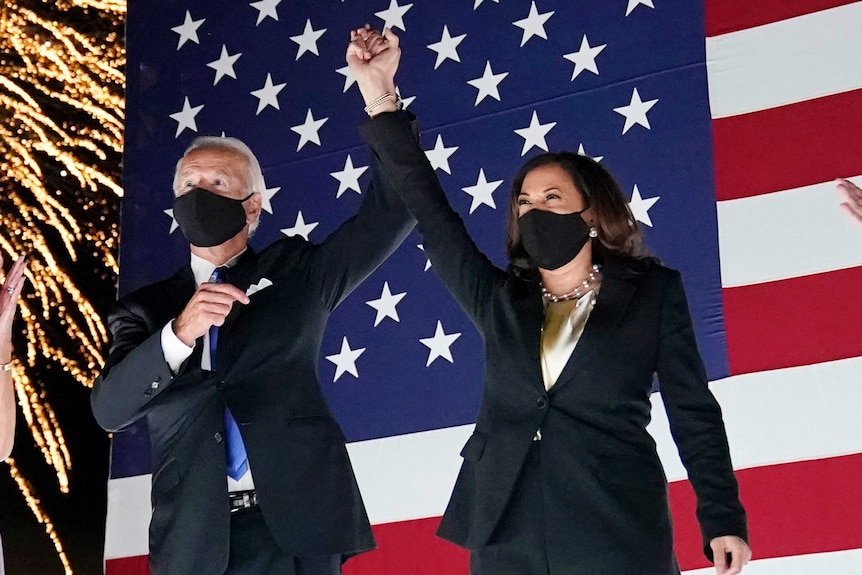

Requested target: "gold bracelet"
[
  {"left": 0, "top": 362, "right": 12, "bottom": 371},
  {"left": 363, "top": 92, "right": 396, "bottom": 116}
]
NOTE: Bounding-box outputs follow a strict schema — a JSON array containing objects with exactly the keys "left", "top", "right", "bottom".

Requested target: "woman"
[{"left": 353, "top": 28, "right": 751, "bottom": 575}]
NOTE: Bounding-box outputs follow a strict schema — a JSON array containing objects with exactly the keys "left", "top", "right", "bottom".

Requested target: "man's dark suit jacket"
[
  {"left": 363, "top": 113, "right": 748, "bottom": 574},
  {"left": 91, "top": 115, "right": 416, "bottom": 575}
]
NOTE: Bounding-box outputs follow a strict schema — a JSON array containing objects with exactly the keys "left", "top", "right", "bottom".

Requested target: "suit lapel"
[
  {"left": 548, "top": 259, "right": 638, "bottom": 394},
  {"left": 507, "top": 276, "right": 546, "bottom": 393},
  {"left": 222, "top": 247, "right": 259, "bottom": 330}
]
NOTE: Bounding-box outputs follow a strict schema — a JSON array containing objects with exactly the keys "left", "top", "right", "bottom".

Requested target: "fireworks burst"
[{"left": 0, "top": 0, "right": 124, "bottom": 572}]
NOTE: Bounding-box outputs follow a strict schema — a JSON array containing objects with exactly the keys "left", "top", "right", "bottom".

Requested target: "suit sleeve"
[
  {"left": 359, "top": 111, "right": 505, "bottom": 323},
  {"left": 90, "top": 298, "right": 184, "bottom": 432},
  {"left": 656, "top": 270, "right": 748, "bottom": 560},
  {"left": 301, "top": 112, "right": 417, "bottom": 312}
]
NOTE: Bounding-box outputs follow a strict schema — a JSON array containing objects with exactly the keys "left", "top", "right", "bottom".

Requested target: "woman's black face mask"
[
  {"left": 173, "top": 187, "right": 254, "bottom": 247},
  {"left": 517, "top": 207, "right": 591, "bottom": 270}
]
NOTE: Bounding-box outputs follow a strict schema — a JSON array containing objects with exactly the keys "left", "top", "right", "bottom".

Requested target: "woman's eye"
[
  {"left": 517, "top": 198, "right": 530, "bottom": 205},
  {"left": 546, "top": 193, "right": 560, "bottom": 200}
]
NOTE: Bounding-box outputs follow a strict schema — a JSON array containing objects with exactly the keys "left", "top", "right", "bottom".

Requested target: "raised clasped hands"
[
  {"left": 710, "top": 535, "right": 751, "bottom": 575},
  {"left": 173, "top": 281, "right": 249, "bottom": 347},
  {"left": 836, "top": 178, "right": 862, "bottom": 227},
  {"left": 346, "top": 24, "right": 401, "bottom": 114}
]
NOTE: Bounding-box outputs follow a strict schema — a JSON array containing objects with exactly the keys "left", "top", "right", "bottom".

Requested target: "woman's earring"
[{"left": 589, "top": 227, "right": 598, "bottom": 238}]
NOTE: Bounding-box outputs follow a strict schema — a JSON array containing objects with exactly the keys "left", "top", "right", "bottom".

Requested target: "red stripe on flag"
[
  {"left": 105, "top": 555, "right": 149, "bottom": 575},
  {"left": 344, "top": 516, "right": 468, "bottom": 575},
  {"left": 722, "top": 266, "right": 862, "bottom": 375},
  {"left": 673, "top": 453, "right": 862, "bottom": 571},
  {"left": 712, "top": 88, "right": 862, "bottom": 202},
  {"left": 705, "top": 0, "right": 855, "bottom": 36}
]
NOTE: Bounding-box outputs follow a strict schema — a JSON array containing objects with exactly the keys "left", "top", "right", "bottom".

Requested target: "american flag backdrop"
[{"left": 106, "top": 0, "right": 862, "bottom": 573}]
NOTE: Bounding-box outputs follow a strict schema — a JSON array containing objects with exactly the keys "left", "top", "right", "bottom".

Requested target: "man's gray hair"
[{"left": 173, "top": 135, "right": 266, "bottom": 235}]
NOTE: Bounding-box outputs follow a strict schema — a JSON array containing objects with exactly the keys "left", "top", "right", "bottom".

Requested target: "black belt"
[{"left": 229, "top": 490, "right": 258, "bottom": 513}]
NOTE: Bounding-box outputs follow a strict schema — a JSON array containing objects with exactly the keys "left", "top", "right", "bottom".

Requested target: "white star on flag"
[
  {"left": 467, "top": 61, "right": 508, "bottom": 105},
  {"left": 427, "top": 25, "right": 467, "bottom": 69},
  {"left": 424, "top": 134, "right": 458, "bottom": 174},
  {"left": 463, "top": 169, "right": 503, "bottom": 213},
  {"left": 164, "top": 209, "right": 179, "bottom": 233},
  {"left": 577, "top": 143, "right": 603, "bottom": 163},
  {"left": 512, "top": 1, "right": 554, "bottom": 47},
  {"left": 420, "top": 321, "right": 462, "bottom": 367},
  {"left": 335, "top": 65, "right": 355, "bottom": 93},
  {"left": 169, "top": 97, "right": 204, "bottom": 138},
  {"left": 417, "top": 244, "right": 431, "bottom": 271},
  {"left": 171, "top": 11, "right": 205, "bottom": 50},
  {"left": 626, "top": 0, "right": 655, "bottom": 17},
  {"left": 259, "top": 186, "right": 280, "bottom": 214},
  {"left": 290, "top": 19, "right": 326, "bottom": 60},
  {"left": 628, "top": 185, "right": 660, "bottom": 226},
  {"left": 330, "top": 155, "right": 368, "bottom": 198},
  {"left": 365, "top": 281, "right": 407, "bottom": 326},
  {"left": 613, "top": 87, "right": 658, "bottom": 134},
  {"left": 207, "top": 46, "right": 242, "bottom": 85},
  {"left": 563, "top": 35, "right": 606, "bottom": 81},
  {"left": 474, "top": 0, "right": 499, "bottom": 8},
  {"left": 290, "top": 109, "right": 328, "bottom": 151},
  {"left": 514, "top": 111, "right": 556, "bottom": 156},
  {"left": 325, "top": 337, "right": 366, "bottom": 381},
  {"left": 250, "top": 0, "right": 281, "bottom": 25},
  {"left": 280, "top": 211, "right": 319, "bottom": 240},
  {"left": 250, "top": 74, "right": 286, "bottom": 115},
  {"left": 375, "top": 0, "right": 412, "bottom": 31},
  {"left": 396, "top": 86, "right": 416, "bottom": 109}
]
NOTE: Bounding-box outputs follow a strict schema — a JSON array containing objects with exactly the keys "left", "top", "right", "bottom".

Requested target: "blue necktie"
[{"left": 210, "top": 267, "right": 249, "bottom": 481}]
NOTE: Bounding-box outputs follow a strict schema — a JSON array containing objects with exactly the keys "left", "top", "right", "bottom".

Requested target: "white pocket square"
[{"left": 246, "top": 278, "right": 273, "bottom": 296}]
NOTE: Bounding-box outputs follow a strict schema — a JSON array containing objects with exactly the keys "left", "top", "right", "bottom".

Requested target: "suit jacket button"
[
  {"left": 536, "top": 396, "right": 547, "bottom": 409},
  {"left": 214, "top": 432, "right": 223, "bottom": 444}
]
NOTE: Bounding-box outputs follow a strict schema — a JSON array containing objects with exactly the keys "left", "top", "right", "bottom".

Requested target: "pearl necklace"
[{"left": 540, "top": 264, "right": 602, "bottom": 303}]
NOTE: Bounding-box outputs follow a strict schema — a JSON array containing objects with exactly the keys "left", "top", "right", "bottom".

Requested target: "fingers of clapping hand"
[
  {"left": 1, "top": 256, "right": 27, "bottom": 302},
  {"left": 836, "top": 178, "right": 862, "bottom": 224}
]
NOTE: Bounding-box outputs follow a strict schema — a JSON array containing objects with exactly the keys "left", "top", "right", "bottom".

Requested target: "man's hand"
[
  {"left": 710, "top": 535, "right": 751, "bottom": 575},
  {"left": 836, "top": 178, "right": 862, "bottom": 226},
  {"left": 346, "top": 24, "right": 401, "bottom": 114},
  {"left": 173, "top": 282, "right": 249, "bottom": 347}
]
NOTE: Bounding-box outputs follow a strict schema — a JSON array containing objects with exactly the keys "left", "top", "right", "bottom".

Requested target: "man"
[{"left": 91, "top": 28, "right": 410, "bottom": 575}]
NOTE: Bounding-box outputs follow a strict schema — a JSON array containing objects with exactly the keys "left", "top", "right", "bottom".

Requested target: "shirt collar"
[{"left": 189, "top": 249, "right": 247, "bottom": 287}]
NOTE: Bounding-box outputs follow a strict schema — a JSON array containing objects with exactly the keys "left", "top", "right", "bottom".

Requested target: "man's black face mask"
[{"left": 173, "top": 187, "right": 254, "bottom": 248}]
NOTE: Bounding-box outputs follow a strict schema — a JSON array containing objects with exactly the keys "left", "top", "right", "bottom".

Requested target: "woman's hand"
[
  {"left": 0, "top": 254, "right": 26, "bottom": 362},
  {"left": 836, "top": 178, "right": 862, "bottom": 226},
  {"left": 346, "top": 24, "right": 401, "bottom": 115},
  {"left": 710, "top": 535, "right": 751, "bottom": 575}
]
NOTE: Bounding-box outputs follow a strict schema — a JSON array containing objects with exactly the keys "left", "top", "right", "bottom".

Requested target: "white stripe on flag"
[
  {"left": 716, "top": 176, "right": 862, "bottom": 287},
  {"left": 706, "top": 2, "right": 862, "bottom": 118},
  {"left": 650, "top": 356, "right": 862, "bottom": 481},
  {"left": 104, "top": 474, "right": 152, "bottom": 560},
  {"left": 683, "top": 547, "right": 862, "bottom": 575},
  {"left": 348, "top": 424, "right": 473, "bottom": 524}
]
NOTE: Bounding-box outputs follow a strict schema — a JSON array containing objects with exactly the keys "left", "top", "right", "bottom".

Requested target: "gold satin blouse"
[{"left": 540, "top": 288, "right": 599, "bottom": 391}]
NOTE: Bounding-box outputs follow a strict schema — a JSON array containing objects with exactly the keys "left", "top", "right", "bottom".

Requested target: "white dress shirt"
[{"left": 160, "top": 251, "right": 256, "bottom": 491}]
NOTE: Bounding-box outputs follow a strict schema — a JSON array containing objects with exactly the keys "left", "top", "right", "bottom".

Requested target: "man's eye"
[{"left": 213, "top": 179, "right": 225, "bottom": 186}]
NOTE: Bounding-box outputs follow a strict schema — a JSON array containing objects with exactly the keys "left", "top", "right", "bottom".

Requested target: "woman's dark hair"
[{"left": 506, "top": 152, "right": 648, "bottom": 274}]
